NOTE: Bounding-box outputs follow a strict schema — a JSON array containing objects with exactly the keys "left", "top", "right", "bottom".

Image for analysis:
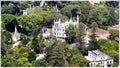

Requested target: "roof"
[
  {"left": 88, "top": 28, "right": 109, "bottom": 35},
  {"left": 91, "top": 49, "right": 106, "bottom": 56},
  {"left": 86, "top": 49, "right": 113, "bottom": 62},
  {"left": 108, "top": 25, "right": 119, "bottom": 30},
  {"left": 95, "top": 28, "right": 109, "bottom": 34}
]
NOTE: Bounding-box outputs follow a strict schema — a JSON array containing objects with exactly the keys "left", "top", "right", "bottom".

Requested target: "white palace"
[{"left": 52, "top": 15, "right": 79, "bottom": 39}]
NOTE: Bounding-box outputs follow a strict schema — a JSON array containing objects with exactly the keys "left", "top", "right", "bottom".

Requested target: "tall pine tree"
[
  {"left": 46, "top": 41, "right": 69, "bottom": 66},
  {"left": 89, "top": 22, "right": 99, "bottom": 50}
]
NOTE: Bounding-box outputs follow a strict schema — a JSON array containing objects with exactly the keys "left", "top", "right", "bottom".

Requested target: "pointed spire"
[
  {"left": 69, "top": 16, "right": 72, "bottom": 22},
  {"left": 15, "top": 26, "right": 18, "bottom": 34},
  {"left": 77, "top": 15, "right": 79, "bottom": 23},
  {"left": 55, "top": 4, "right": 59, "bottom": 12},
  {"left": 12, "top": 25, "right": 20, "bottom": 42}
]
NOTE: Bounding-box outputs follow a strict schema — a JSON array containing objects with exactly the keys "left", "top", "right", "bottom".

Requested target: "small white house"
[
  {"left": 23, "top": 10, "right": 28, "bottom": 15},
  {"left": 36, "top": 53, "right": 46, "bottom": 60},
  {"left": 85, "top": 49, "right": 113, "bottom": 67}
]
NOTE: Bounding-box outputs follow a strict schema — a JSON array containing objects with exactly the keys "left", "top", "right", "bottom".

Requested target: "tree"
[
  {"left": 1, "top": 31, "right": 13, "bottom": 57},
  {"left": 20, "top": 34, "right": 30, "bottom": 45},
  {"left": 2, "top": 14, "right": 16, "bottom": 29},
  {"left": 1, "top": 1, "right": 31, "bottom": 15},
  {"left": 31, "top": 30, "right": 44, "bottom": 53},
  {"left": 99, "top": 40, "right": 119, "bottom": 66},
  {"left": 76, "top": 22, "right": 86, "bottom": 46},
  {"left": 65, "top": 24, "right": 76, "bottom": 44},
  {"left": 17, "top": 13, "right": 43, "bottom": 33},
  {"left": 109, "top": 29, "right": 119, "bottom": 40},
  {"left": 46, "top": 41, "right": 68, "bottom": 66},
  {"left": 1, "top": 54, "right": 18, "bottom": 67},
  {"left": 61, "top": 5, "right": 80, "bottom": 18},
  {"left": 89, "top": 22, "right": 99, "bottom": 50},
  {"left": 108, "top": 7, "right": 119, "bottom": 26},
  {"left": 45, "top": 12, "right": 67, "bottom": 28},
  {"left": 28, "top": 51, "right": 36, "bottom": 62},
  {"left": 32, "top": 59, "right": 49, "bottom": 67},
  {"left": 65, "top": 47, "right": 89, "bottom": 66},
  {"left": 1, "top": 3, "right": 16, "bottom": 14},
  {"left": 2, "top": 31, "right": 13, "bottom": 44},
  {"left": 17, "top": 57, "right": 31, "bottom": 66},
  {"left": 106, "top": 1, "right": 119, "bottom": 8}
]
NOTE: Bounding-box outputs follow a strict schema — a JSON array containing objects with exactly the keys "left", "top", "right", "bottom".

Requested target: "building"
[
  {"left": 12, "top": 26, "right": 20, "bottom": 42},
  {"left": 85, "top": 49, "right": 113, "bottom": 67},
  {"left": 23, "top": 10, "right": 28, "bottom": 15},
  {"left": 89, "top": 0, "right": 100, "bottom": 5},
  {"left": 88, "top": 28, "right": 110, "bottom": 40},
  {"left": 108, "top": 24, "right": 119, "bottom": 30},
  {"left": 42, "top": 27, "right": 52, "bottom": 37},
  {"left": 36, "top": 53, "right": 46, "bottom": 60},
  {"left": 52, "top": 15, "right": 79, "bottom": 39}
]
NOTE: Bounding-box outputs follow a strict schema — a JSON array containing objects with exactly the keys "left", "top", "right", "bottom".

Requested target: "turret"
[
  {"left": 77, "top": 15, "right": 79, "bottom": 23},
  {"left": 58, "top": 18, "right": 61, "bottom": 23}
]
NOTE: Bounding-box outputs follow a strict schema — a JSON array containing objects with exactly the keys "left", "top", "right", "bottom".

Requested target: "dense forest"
[{"left": 1, "top": 1, "right": 119, "bottom": 67}]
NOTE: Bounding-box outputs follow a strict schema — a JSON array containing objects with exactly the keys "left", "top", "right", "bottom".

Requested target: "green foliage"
[
  {"left": 106, "top": 1, "right": 119, "bottom": 8},
  {"left": 1, "top": 1, "right": 31, "bottom": 15},
  {"left": 17, "top": 57, "right": 31, "bottom": 66},
  {"left": 28, "top": 51, "right": 36, "bottom": 62},
  {"left": 65, "top": 24, "right": 76, "bottom": 38},
  {"left": 2, "top": 14, "right": 16, "bottom": 28},
  {"left": 1, "top": 54, "right": 18, "bottom": 67},
  {"left": 2, "top": 3, "right": 16, "bottom": 14},
  {"left": 20, "top": 34, "right": 30, "bottom": 45},
  {"left": 43, "top": 38, "right": 51, "bottom": 50},
  {"left": 2, "top": 31, "right": 12, "bottom": 44},
  {"left": 46, "top": 41, "right": 69, "bottom": 66},
  {"left": 89, "top": 22, "right": 99, "bottom": 50},
  {"left": 99, "top": 40, "right": 119, "bottom": 66},
  {"left": 1, "top": 44, "right": 32, "bottom": 67},
  {"left": 65, "top": 47, "right": 89, "bottom": 66},
  {"left": 98, "top": 39, "right": 108, "bottom": 45},
  {"left": 76, "top": 22, "right": 86, "bottom": 45},
  {"left": 61, "top": 5, "right": 80, "bottom": 17},
  {"left": 17, "top": 13, "right": 43, "bottom": 32},
  {"left": 31, "top": 31, "right": 45, "bottom": 53},
  {"left": 18, "top": 2, "right": 29, "bottom": 10},
  {"left": 45, "top": 12, "right": 67, "bottom": 27},
  {"left": 109, "top": 29, "right": 119, "bottom": 40},
  {"left": 32, "top": 59, "right": 49, "bottom": 67},
  {"left": 1, "top": 1, "right": 119, "bottom": 67}
]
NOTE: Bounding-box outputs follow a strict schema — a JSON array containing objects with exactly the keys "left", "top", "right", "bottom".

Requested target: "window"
[
  {"left": 94, "top": 63, "right": 95, "bottom": 66},
  {"left": 107, "top": 61, "right": 109, "bottom": 64},
  {"left": 103, "top": 57, "right": 105, "bottom": 59},
  {"left": 101, "top": 62, "right": 102, "bottom": 65}
]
